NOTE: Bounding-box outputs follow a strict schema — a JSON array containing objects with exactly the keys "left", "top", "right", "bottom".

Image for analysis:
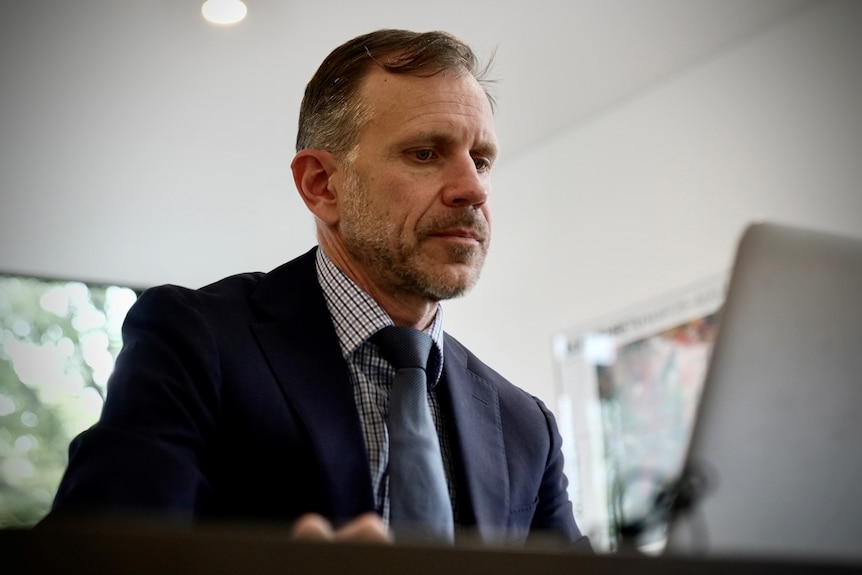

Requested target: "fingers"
[
  {"left": 291, "top": 513, "right": 335, "bottom": 541},
  {"left": 332, "top": 513, "right": 393, "bottom": 544},
  {"left": 291, "top": 512, "right": 393, "bottom": 545}
]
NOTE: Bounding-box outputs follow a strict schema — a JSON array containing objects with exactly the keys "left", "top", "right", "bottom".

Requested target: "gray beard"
[{"left": 339, "top": 171, "right": 489, "bottom": 302}]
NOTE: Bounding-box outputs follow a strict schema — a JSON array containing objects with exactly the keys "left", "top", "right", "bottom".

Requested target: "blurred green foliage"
[{"left": 0, "top": 275, "right": 137, "bottom": 527}]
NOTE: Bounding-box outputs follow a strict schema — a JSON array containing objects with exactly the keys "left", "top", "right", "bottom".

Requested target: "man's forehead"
[
  {"left": 349, "top": 67, "right": 498, "bottom": 158},
  {"left": 361, "top": 68, "right": 493, "bottom": 118}
]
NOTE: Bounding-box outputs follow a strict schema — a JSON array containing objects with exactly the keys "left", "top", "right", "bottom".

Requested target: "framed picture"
[{"left": 553, "top": 276, "right": 725, "bottom": 552}]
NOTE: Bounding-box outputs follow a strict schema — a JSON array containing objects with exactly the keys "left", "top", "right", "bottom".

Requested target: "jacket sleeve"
[
  {"left": 530, "top": 396, "right": 593, "bottom": 551},
  {"left": 44, "top": 285, "right": 221, "bottom": 522}
]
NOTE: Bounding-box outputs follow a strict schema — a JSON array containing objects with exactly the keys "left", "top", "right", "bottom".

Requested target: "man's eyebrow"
[
  {"left": 474, "top": 141, "right": 499, "bottom": 161},
  {"left": 399, "top": 131, "right": 499, "bottom": 158},
  {"left": 398, "top": 131, "right": 455, "bottom": 147}
]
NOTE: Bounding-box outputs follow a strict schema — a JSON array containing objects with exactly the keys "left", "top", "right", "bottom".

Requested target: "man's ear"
[{"left": 291, "top": 149, "right": 342, "bottom": 225}]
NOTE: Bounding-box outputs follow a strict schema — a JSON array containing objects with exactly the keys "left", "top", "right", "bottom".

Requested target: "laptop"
[{"left": 665, "top": 222, "right": 862, "bottom": 564}]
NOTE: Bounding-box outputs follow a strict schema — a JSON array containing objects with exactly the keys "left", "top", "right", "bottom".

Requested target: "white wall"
[
  {"left": 1, "top": 2, "right": 860, "bottom": 408},
  {"left": 445, "top": 0, "right": 862, "bottom": 406}
]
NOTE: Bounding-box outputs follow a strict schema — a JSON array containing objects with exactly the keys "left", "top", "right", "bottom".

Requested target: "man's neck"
[{"left": 317, "top": 243, "right": 439, "bottom": 330}]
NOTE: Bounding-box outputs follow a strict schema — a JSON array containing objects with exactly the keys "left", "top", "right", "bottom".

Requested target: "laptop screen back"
[{"left": 666, "top": 222, "right": 862, "bottom": 564}]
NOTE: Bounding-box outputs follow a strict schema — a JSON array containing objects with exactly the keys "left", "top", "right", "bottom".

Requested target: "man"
[{"left": 45, "top": 29, "right": 587, "bottom": 548}]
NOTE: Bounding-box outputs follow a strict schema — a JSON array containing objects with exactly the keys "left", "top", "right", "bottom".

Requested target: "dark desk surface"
[{"left": 4, "top": 520, "right": 860, "bottom": 575}]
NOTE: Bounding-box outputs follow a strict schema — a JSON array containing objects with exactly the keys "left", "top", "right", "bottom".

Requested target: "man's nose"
[{"left": 441, "top": 156, "right": 489, "bottom": 208}]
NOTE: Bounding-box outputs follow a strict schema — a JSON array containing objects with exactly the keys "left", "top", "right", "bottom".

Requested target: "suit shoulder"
[
  {"left": 133, "top": 248, "right": 319, "bottom": 324},
  {"left": 134, "top": 272, "right": 265, "bottom": 316}
]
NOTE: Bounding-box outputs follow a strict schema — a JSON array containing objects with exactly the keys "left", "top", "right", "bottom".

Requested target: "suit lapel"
[
  {"left": 442, "top": 337, "right": 510, "bottom": 539},
  {"left": 245, "top": 250, "right": 511, "bottom": 531},
  {"left": 249, "top": 249, "right": 375, "bottom": 521}
]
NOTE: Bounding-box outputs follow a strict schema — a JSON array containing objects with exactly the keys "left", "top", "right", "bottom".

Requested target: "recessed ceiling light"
[{"left": 201, "top": 0, "right": 248, "bottom": 25}]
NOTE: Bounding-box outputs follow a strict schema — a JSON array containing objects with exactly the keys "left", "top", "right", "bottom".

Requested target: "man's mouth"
[{"left": 428, "top": 228, "right": 486, "bottom": 244}]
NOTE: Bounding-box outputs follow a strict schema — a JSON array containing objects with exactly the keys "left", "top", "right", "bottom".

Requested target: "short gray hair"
[{"left": 295, "top": 29, "right": 495, "bottom": 157}]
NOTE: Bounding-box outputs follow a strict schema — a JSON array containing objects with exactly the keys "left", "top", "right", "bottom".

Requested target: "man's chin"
[{"left": 419, "top": 263, "right": 483, "bottom": 301}]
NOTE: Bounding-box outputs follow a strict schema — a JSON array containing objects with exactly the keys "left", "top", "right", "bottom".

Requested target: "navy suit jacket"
[{"left": 49, "top": 248, "right": 584, "bottom": 546}]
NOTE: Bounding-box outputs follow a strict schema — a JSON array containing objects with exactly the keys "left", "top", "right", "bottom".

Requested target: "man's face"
[{"left": 335, "top": 67, "right": 498, "bottom": 303}]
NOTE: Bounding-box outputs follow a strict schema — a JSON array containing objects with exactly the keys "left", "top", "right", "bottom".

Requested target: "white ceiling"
[
  {"left": 0, "top": 0, "right": 820, "bottom": 285},
  {"left": 3, "top": 0, "right": 817, "bottom": 159}
]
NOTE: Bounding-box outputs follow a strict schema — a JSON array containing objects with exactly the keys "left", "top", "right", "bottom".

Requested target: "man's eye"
[
  {"left": 413, "top": 150, "right": 434, "bottom": 161},
  {"left": 474, "top": 157, "right": 491, "bottom": 171}
]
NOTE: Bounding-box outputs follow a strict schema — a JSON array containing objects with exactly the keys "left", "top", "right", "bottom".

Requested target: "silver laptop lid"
[{"left": 666, "top": 222, "right": 862, "bottom": 564}]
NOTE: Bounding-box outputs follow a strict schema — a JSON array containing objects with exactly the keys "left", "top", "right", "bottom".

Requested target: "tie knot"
[{"left": 372, "top": 326, "right": 433, "bottom": 371}]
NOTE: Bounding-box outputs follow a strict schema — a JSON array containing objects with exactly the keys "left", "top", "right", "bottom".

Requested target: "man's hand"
[{"left": 291, "top": 512, "right": 393, "bottom": 544}]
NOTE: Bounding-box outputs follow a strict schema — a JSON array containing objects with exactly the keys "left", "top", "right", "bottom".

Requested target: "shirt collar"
[{"left": 315, "top": 248, "right": 445, "bottom": 381}]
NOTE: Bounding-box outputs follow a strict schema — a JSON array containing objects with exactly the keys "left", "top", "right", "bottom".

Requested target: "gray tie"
[{"left": 373, "top": 326, "right": 454, "bottom": 543}]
